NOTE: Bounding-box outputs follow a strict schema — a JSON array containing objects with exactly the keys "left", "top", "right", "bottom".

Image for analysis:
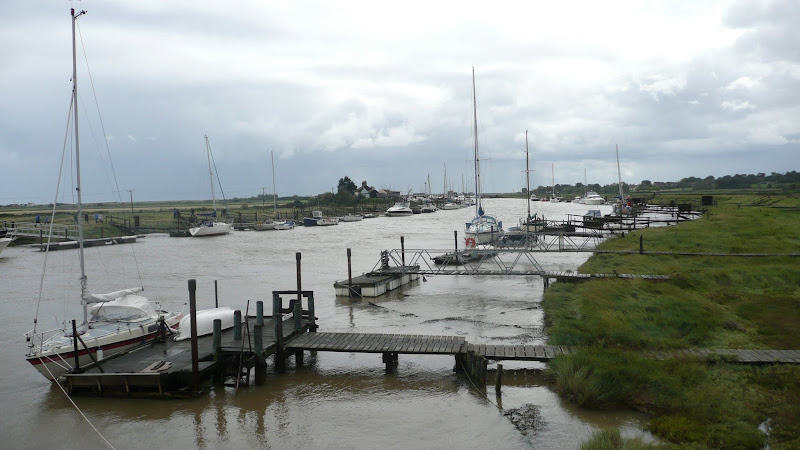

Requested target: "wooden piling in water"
[
  {"left": 253, "top": 324, "right": 266, "bottom": 385},
  {"left": 233, "top": 310, "right": 242, "bottom": 341},
  {"left": 212, "top": 318, "right": 222, "bottom": 382},
  {"left": 495, "top": 363, "right": 503, "bottom": 394},
  {"left": 189, "top": 279, "right": 199, "bottom": 390},
  {"left": 273, "top": 292, "right": 285, "bottom": 372}
]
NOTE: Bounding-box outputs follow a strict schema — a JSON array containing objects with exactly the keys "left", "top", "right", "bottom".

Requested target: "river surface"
[{"left": 0, "top": 199, "right": 656, "bottom": 449}]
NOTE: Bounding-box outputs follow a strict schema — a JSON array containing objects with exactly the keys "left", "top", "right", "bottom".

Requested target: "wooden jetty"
[
  {"left": 59, "top": 283, "right": 800, "bottom": 398},
  {"left": 31, "top": 235, "right": 139, "bottom": 251}
]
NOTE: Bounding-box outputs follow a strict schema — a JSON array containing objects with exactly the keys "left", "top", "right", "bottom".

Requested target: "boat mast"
[
  {"left": 616, "top": 144, "right": 624, "bottom": 200},
  {"left": 271, "top": 150, "right": 277, "bottom": 216},
  {"left": 72, "top": 8, "right": 90, "bottom": 325},
  {"left": 525, "top": 130, "right": 530, "bottom": 219},
  {"left": 205, "top": 135, "right": 217, "bottom": 218},
  {"left": 551, "top": 164, "right": 555, "bottom": 199},
  {"left": 472, "top": 67, "right": 481, "bottom": 216},
  {"left": 584, "top": 168, "right": 588, "bottom": 197}
]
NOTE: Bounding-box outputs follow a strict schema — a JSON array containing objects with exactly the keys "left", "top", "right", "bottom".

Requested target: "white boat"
[
  {"left": 464, "top": 68, "right": 503, "bottom": 246},
  {"left": 273, "top": 220, "right": 296, "bottom": 230},
  {"left": 303, "top": 210, "right": 339, "bottom": 226},
  {"left": 342, "top": 213, "right": 364, "bottom": 222},
  {"left": 25, "top": 9, "right": 184, "bottom": 381},
  {"left": 441, "top": 202, "right": 461, "bottom": 210},
  {"left": 0, "top": 235, "right": 13, "bottom": 256},
  {"left": 190, "top": 135, "right": 232, "bottom": 237},
  {"left": 583, "top": 191, "right": 605, "bottom": 205},
  {"left": 529, "top": 194, "right": 539, "bottom": 201},
  {"left": 174, "top": 307, "right": 241, "bottom": 341},
  {"left": 386, "top": 202, "right": 414, "bottom": 216}
]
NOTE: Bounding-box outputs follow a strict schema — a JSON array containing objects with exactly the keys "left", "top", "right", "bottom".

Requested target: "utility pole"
[
  {"left": 127, "top": 189, "right": 134, "bottom": 231},
  {"left": 127, "top": 189, "right": 134, "bottom": 216}
]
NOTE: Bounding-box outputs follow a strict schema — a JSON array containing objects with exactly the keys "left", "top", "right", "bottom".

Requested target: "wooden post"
[
  {"left": 256, "top": 300, "right": 264, "bottom": 326},
  {"left": 214, "top": 280, "right": 218, "bottom": 308},
  {"left": 295, "top": 252, "right": 302, "bottom": 305},
  {"left": 253, "top": 324, "right": 266, "bottom": 385},
  {"left": 639, "top": 235, "right": 644, "bottom": 254},
  {"left": 273, "top": 292, "right": 285, "bottom": 372},
  {"left": 212, "top": 319, "right": 222, "bottom": 356},
  {"left": 308, "top": 292, "right": 317, "bottom": 332},
  {"left": 233, "top": 310, "right": 242, "bottom": 341},
  {"left": 401, "top": 236, "right": 405, "bottom": 266},
  {"left": 293, "top": 301, "right": 304, "bottom": 363},
  {"left": 495, "top": 363, "right": 503, "bottom": 394},
  {"left": 454, "top": 230, "right": 458, "bottom": 252},
  {"left": 71, "top": 320, "right": 80, "bottom": 372},
  {"left": 347, "top": 248, "right": 353, "bottom": 297},
  {"left": 189, "top": 279, "right": 199, "bottom": 390},
  {"left": 293, "top": 301, "right": 302, "bottom": 332}
]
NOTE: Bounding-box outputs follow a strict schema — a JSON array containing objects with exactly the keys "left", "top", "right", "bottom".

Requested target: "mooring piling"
[
  {"left": 189, "top": 279, "right": 199, "bottom": 389},
  {"left": 233, "top": 310, "right": 242, "bottom": 341}
]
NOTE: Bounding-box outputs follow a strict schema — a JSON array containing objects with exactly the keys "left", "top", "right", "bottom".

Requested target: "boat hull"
[
  {"left": 26, "top": 313, "right": 183, "bottom": 381},
  {"left": 189, "top": 222, "right": 232, "bottom": 236}
]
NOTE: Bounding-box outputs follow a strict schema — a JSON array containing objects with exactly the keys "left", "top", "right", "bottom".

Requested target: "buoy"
[{"left": 465, "top": 237, "right": 477, "bottom": 248}]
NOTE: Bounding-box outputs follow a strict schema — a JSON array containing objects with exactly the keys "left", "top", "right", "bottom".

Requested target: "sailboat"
[
  {"left": 189, "top": 135, "right": 233, "bottom": 236},
  {"left": 549, "top": 164, "right": 562, "bottom": 202},
  {"left": 505, "top": 131, "right": 545, "bottom": 243},
  {"left": 255, "top": 150, "right": 295, "bottom": 230},
  {"left": 613, "top": 144, "right": 632, "bottom": 215},
  {"left": 24, "top": 9, "right": 184, "bottom": 381},
  {"left": 464, "top": 68, "right": 503, "bottom": 246}
]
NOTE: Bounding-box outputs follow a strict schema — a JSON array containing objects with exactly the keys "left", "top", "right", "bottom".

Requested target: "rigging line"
[
  {"left": 208, "top": 144, "right": 230, "bottom": 214},
  {"left": 40, "top": 361, "right": 118, "bottom": 450},
  {"left": 34, "top": 96, "right": 76, "bottom": 334},
  {"left": 76, "top": 20, "right": 122, "bottom": 203}
]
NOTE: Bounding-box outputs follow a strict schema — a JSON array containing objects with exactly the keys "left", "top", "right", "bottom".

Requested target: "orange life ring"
[{"left": 465, "top": 237, "right": 477, "bottom": 248}]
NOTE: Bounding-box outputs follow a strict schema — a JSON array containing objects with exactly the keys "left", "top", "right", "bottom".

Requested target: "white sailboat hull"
[
  {"left": 26, "top": 311, "right": 183, "bottom": 381},
  {"left": 190, "top": 222, "right": 232, "bottom": 236},
  {"left": 0, "top": 237, "right": 12, "bottom": 255}
]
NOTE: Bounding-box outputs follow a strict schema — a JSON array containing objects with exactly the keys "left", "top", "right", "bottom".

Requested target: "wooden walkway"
[{"left": 286, "top": 332, "right": 466, "bottom": 355}]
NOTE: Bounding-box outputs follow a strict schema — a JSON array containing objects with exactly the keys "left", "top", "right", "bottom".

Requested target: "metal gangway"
[{"left": 372, "top": 231, "right": 607, "bottom": 276}]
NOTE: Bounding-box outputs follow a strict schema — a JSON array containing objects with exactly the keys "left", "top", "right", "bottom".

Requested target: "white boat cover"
[
  {"left": 82, "top": 287, "right": 144, "bottom": 304},
  {"left": 174, "top": 307, "right": 240, "bottom": 341},
  {"left": 89, "top": 294, "right": 158, "bottom": 321}
]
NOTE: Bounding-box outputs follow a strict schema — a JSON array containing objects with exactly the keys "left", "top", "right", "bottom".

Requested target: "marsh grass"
[
  {"left": 548, "top": 194, "right": 800, "bottom": 448},
  {"left": 580, "top": 428, "right": 658, "bottom": 450}
]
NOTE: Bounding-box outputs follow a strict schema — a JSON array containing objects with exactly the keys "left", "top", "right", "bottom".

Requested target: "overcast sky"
[{"left": 1, "top": 0, "right": 798, "bottom": 204}]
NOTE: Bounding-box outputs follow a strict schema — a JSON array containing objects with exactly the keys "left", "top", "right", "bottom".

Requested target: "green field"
[{"left": 544, "top": 193, "right": 800, "bottom": 448}]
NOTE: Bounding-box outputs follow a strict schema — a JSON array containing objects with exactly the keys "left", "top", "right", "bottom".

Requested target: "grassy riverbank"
[{"left": 544, "top": 194, "right": 800, "bottom": 448}]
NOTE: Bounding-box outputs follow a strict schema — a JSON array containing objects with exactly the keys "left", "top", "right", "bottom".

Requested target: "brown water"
[{"left": 0, "top": 199, "right": 656, "bottom": 448}]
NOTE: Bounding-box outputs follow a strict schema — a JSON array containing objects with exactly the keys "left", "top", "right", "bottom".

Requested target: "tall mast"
[
  {"left": 472, "top": 67, "right": 481, "bottom": 216},
  {"left": 525, "top": 130, "right": 530, "bottom": 219},
  {"left": 616, "top": 144, "right": 624, "bottom": 200},
  {"left": 271, "top": 150, "right": 277, "bottom": 215},
  {"left": 205, "top": 135, "right": 217, "bottom": 216},
  {"left": 72, "top": 8, "right": 90, "bottom": 325},
  {"left": 551, "top": 164, "right": 555, "bottom": 198},
  {"left": 584, "top": 168, "right": 588, "bottom": 197}
]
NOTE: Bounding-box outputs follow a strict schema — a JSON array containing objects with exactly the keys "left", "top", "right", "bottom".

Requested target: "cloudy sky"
[{"left": 1, "top": 0, "right": 798, "bottom": 204}]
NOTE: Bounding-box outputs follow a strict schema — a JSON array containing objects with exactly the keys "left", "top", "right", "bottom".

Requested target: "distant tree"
[
  {"left": 640, "top": 180, "right": 652, "bottom": 186},
  {"left": 337, "top": 176, "right": 357, "bottom": 195},
  {"left": 521, "top": 187, "right": 528, "bottom": 194}
]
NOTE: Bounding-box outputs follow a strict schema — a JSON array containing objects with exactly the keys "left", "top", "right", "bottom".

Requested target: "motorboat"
[
  {"left": 342, "top": 213, "right": 364, "bottom": 222},
  {"left": 303, "top": 210, "right": 339, "bottom": 226},
  {"left": 386, "top": 202, "right": 414, "bottom": 217},
  {"left": 583, "top": 191, "right": 605, "bottom": 205}
]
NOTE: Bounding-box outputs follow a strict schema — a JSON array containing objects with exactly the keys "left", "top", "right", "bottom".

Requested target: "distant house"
[
  {"left": 355, "top": 181, "right": 377, "bottom": 198},
  {"left": 376, "top": 189, "right": 401, "bottom": 199}
]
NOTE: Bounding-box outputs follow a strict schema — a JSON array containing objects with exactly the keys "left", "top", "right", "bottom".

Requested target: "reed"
[{"left": 546, "top": 193, "right": 800, "bottom": 447}]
